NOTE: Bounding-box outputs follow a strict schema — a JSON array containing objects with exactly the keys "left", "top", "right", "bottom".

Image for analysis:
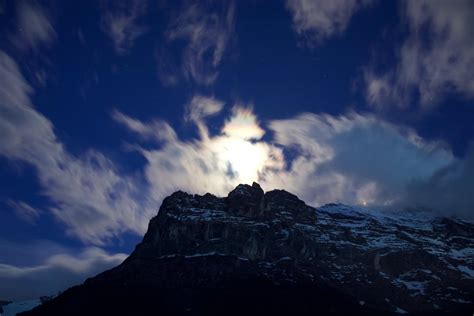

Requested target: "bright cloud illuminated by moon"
[
  {"left": 116, "top": 96, "right": 285, "bottom": 201},
  {"left": 116, "top": 95, "right": 457, "bottom": 222}
]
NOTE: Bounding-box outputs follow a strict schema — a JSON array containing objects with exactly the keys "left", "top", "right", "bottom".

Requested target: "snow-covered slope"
[{"left": 314, "top": 203, "right": 474, "bottom": 312}]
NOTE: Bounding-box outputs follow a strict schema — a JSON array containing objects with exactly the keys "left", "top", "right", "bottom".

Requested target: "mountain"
[
  {"left": 1, "top": 299, "right": 41, "bottom": 316},
  {"left": 21, "top": 183, "right": 474, "bottom": 315}
]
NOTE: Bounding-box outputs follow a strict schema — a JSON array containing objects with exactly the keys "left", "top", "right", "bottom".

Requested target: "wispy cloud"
[
  {"left": 116, "top": 96, "right": 284, "bottom": 201},
  {"left": 0, "top": 243, "right": 126, "bottom": 300},
  {"left": 0, "top": 51, "right": 155, "bottom": 245},
  {"left": 184, "top": 95, "right": 224, "bottom": 138},
  {"left": 404, "top": 144, "right": 474, "bottom": 218},
  {"left": 364, "top": 0, "right": 474, "bottom": 109},
  {"left": 12, "top": 0, "right": 56, "bottom": 51},
  {"left": 101, "top": 0, "right": 148, "bottom": 55},
  {"left": 159, "top": 1, "right": 236, "bottom": 85},
  {"left": 111, "top": 109, "right": 177, "bottom": 143},
  {"left": 285, "top": 0, "right": 372, "bottom": 46},
  {"left": 185, "top": 95, "right": 224, "bottom": 123},
  {"left": 116, "top": 96, "right": 462, "bottom": 217},
  {"left": 6, "top": 200, "right": 41, "bottom": 224},
  {"left": 263, "top": 112, "right": 453, "bottom": 207}
]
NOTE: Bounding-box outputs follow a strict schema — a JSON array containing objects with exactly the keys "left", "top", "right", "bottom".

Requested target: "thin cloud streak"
[
  {"left": 285, "top": 0, "right": 372, "bottom": 46},
  {"left": 101, "top": 0, "right": 148, "bottom": 55},
  {"left": 7, "top": 200, "right": 41, "bottom": 224},
  {"left": 12, "top": 1, "right": 56, "bottom": 51},
  {"left": 159, "top": 1, "right": 236, "bottom": 85},
  {"left": 111, "top": 109, "right": 177, "bottom": 143}
]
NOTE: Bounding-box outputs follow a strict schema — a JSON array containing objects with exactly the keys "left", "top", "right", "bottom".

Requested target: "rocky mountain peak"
[
  {"left": 228, "top": 182, "right": 264, "bottom": 197},
  {"left": 227, "top": 182, "right": 264, "bottom": 217}
]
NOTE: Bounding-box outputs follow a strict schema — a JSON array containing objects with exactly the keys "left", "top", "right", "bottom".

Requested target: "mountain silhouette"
[{"left": 21, "top": 183, "right": 474, "bottom": 315}]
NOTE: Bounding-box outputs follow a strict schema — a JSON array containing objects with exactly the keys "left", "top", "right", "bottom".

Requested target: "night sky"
[{"left": 0, "top": 0, "right": 473, "bottom": 300}]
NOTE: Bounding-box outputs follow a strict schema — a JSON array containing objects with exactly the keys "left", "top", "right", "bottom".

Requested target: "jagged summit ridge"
[{"left": 23, "top": 183, "right": 474, "bottom": 316}]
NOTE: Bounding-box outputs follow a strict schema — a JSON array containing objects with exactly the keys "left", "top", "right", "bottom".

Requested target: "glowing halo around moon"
[{"left": 211, "top": 107, "right": 284, "bottom": 185}]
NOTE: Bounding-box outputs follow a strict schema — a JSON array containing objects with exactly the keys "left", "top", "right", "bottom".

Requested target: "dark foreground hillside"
[{"left": 24, "top": 274, "right": 382, "bottom": 315}]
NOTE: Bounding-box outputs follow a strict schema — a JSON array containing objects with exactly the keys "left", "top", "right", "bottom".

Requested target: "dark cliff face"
[
  {"left": 135, "top": 183, "right": 316, "bottom": 264},
  {"left": 22, "top": 183, "right": 474, "bottom": 316}
]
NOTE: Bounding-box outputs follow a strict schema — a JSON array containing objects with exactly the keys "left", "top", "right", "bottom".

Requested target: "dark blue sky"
[{"left": 0, "top": 0, "right": 473, "bottom": 300}]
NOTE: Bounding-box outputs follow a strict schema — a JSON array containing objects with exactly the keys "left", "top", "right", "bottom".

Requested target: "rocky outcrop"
[{"left": 22, "top": 183, "right": 474, "bottom": 315}]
